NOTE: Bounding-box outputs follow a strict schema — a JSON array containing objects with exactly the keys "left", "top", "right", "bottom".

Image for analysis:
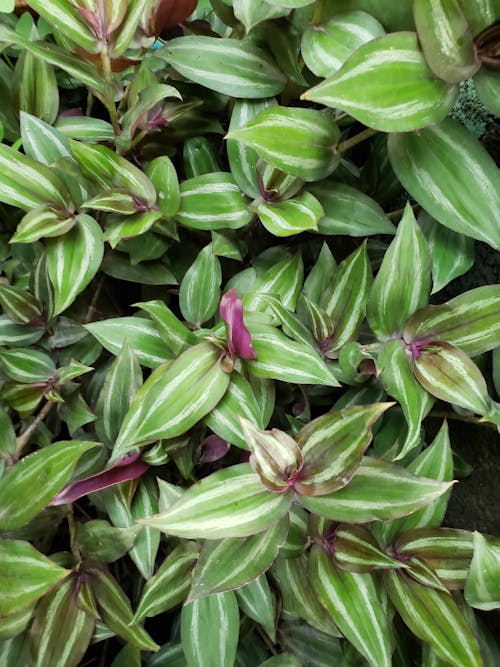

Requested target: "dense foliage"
[{"left": 0, "top": 1, "right": 499, "bottom": 665}]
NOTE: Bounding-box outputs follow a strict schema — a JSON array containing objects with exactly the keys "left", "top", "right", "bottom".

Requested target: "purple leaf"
[
  {"left": 199, "top": 435, "right": 229, "bottom": 463},
  {"left": 219, "top": 289, "right": 257, "bottom": 361},
  {"left": 49, "top": 453, "right": 148, "bottom": 506}
]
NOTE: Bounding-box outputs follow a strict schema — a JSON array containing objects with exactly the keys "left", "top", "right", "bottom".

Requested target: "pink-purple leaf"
[{"left": 220, "top": 288, "right": 257, "bottom": 361}]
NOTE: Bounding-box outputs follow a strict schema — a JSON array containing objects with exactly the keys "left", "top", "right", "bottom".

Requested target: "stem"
[
  {"left": 66, "top": 506, "right": 82, "bottom": 564},
  {"left": 100, "top": 42, "right": 120, "bottom": 138},
  {"left": 429, "top": 410, "right": 498, "bottom": 430},
  {"left": 312, "top": 0, "right": 326, "bottom": 26},
  {"left": 14, "top": 400, "right": 54, "bottom": 459},
  {"left": 386, "top": 203, "right": 421, "bottom": 221},
  {"left": 336, "top": 127, "right": 378, "bottom": 154},
  {"left": 84, "top": 275, "right": 104, "bottom": 323}
]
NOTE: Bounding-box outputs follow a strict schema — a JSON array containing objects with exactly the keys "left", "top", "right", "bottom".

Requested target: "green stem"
[
  {"left": 100, "top": 42, "right": 120, "bottom": 138},
  {"left": 429, "top": 410, "right": 498, "bottom": 430},
  {"left": 312, "top": 0, "right": 326, "bottom": 26},
  {"left": 336, "top": 127, "right": 378, "bottom": 154},
  {"left": 14, "top": 400, "right": 54, "bottom": 460},
  {"left": 66, "top": 506, "right": 82, "bottom": 564}
]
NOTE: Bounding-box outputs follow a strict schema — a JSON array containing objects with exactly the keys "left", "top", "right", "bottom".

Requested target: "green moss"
[{"left": 450, "top": 79, "right": 496, "bottom": 138}]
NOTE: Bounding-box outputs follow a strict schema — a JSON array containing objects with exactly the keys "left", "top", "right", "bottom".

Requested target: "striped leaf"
[
  {"left": 139, "top": 464, "right": 293, "bottom": 539},
  {"left": 16, "top": 48, "right": 59, "bottom": 126},
  {"left": 279, "top": 504, "right": 308, "bottom": 558},
  {"left": 11, "top": 204, "right": 75, "bottom": 244},
  {"left": 189, "top": 516, "right": 288, "bottom": 599},
  {"left": 179, "top": 244, "right": 222, "bottom": 325},
  {"left": 113, "top": 342, "right": 230, "bottom": 457},
  {"left": 85, "top": 316, "right": 171, "bottom": 369},
  {"left": 419, "top": 210, "right": 474, "bottom": 294},
  {"left": 236, "top": 574, "right": 276, "bottom": 640},
  {"left": 30, "top": 577, "right": 95, "bottom": 667},
  {"left": 55, "top": 116, "right": 115, "bottom": 142},
  {"left": 302, "top": 32, "right": 457, "bottom": 132},
  {"left": 0, "top": 315, "right": 44, "bottom": 347},
  {"left": 0, "top": 284, "right": 42, "bottom": 325},
  {"left": 228, "top": 98, "right": 277, "bottom": 198},
  {"left": 87, "top": 566, "right": 159, "bottom": 651},
  {"left": 257, "top": 191, "right": 324, "bottom": 237},
  {"left": 245, "top": 323, "right": 340, "bottom": 386},
  {"left": 234, "top": 0, "right": 289, "bottom": 31},
  {"left": 135, "top": 300, "right": 196, "bottom": 356},
  {"left": 385, "top": 569, "right": 482, "bottom": 667},
  {"left": 0, "top": 347, "right": 55, "bottom": 383},
  {"left": 301, "top": 242, "right": 337, "bottom": 306},
  {"left": 129, "top": 476, "right": 160, "bottom": 580},
  {"left": 24, "top": 0, "right": 96, "bottom": 52},
  {"left": 413, "top": 342, "right": 492, "bottom": 416},
  {"left": 395, "top": 527, "right": 473, "bottom": 590},
  {"left": 309, "top": 545, "right": 392, "bottom": 667},
  {"left": 333, "top": 523, "right": 404, "bottom": 572},
  {"left": 74, "top": 520, "right": 138, "bottom": 564},
  {"left": 264, "top": 0, "right": 314, "bottom": 6},
  {"left": 374, "top": 420, "right": 453, "bottom": 546},
  {"left": 367, "top": 203, "right": 431, "bottom": 340},
  {"left": 259, "top": 294, "right": 316, "bottom": 347},
  {"left": 95, "top": 341, "right": 142, "bottom": 446},
  {"left": 145, "top": 156, "right": 180, "bottom": 218},
  {"left": 178, "top": 173, "right": 252, "bottom": 231},
  {"left": 297, "top": 457, "right": 453, "bottom": 523},
  {"left": 474, "top": 67, "right": 500, "bottom": 117},
  {"left": 414, "top": 0, "right": 479, "bottom": 83},
  {"left": 1, "top": 383, "right": 47, "bottom": 418},
  {"left": 0, "top": 540, "right": 69, "bottom": 616},
  {"left": 159, "top": 36, "right": 286, "bottom": 98},
  {"left": 133, "top": 542, "right": 200, "bottom": 622},
  {"left": 183, "top": 136, "right": 221, "bottom": 179},
  {"left": 301, "top": 10, "right": 385, "bottom": 78},
  {"left": 0, "top": 605, "right": 35, "bottom": 642},
  {"left": 46, "top": 214, "right": 103, "bottom": 316},
  {"left": 320, "top": 242, "right": 372, "bottom": 352},
  {"left": 0, "top": 440, "right": 98, "bottom": 530},
  {"left": 294, "top": 403, "right": 392, "bottom": 496},
  {"left": 244, "top": 252, "right": 304, "bottom": 314},
  {"left": 378, "top": 339, "right": 434, "bottom": 460},
  {"left": 388, "top": 118, "right": 500, "bottom": 249},
  {"left": 0, "top": 410, "right": 15, "bottom": 457},
  {"left": 270, "top": 554, "right": 340, "bottom": 637},
  {"left": 404, "top": 285, "right": 500, "bottom": 358},
  {"left": 465, "top": 532, "right": 500, "bottom": 611},
  {"left": 181, "top": 591, "right": 239, "bottom": 667},
  {"left": 227, "top": 106, "right": 340, "bottom": 182},
  {"left": 112, "top": 0, "right": 150, "bottom": 57},
  {"left": 310, "top": 181, "right": 395, "bottom": 236},
  {"left": 20, "top": 112, "right": 70, "bottom": 166},
  {"left": 204, "top": 371, "right": 264, "bottom": 449}
]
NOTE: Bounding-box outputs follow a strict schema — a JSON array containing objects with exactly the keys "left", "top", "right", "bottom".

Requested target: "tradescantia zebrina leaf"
[
  {"left": 0, "top": 440, "right": 98, "bottom": 530},
  {"left": 367, "top": 203, "right": 431, "bottom": 340},
  {"left": 385, "top": 570, "right": 482, "bottom": 667},
  {"left": 297, "top": 458, "right": 453, "bottom": 523},
  {"left": 226, "top": 106, "right": 340, "bottom": 182},
  {"left": 293, "top": 402, "right": 393, "bottom": 496},
  {"left": 256, "top": 191, "right": 324, "bottom": 237},
  {"left": 332, "top": 523, "right": 405, "bottom": 573},
  {"left": 404, "top": 285, "right": 500, "bottom": 358},
  {"left": 158, "top": 36, "right": 287, "bottom": 98},
  {"left": 465, "top": 532, "right": 500, "bottom": 611},
  {"left": 0, "top": 284, "right": 42, "bottom": 325},
  {"left": 388, "top": 118, "right": 500, "bottom": 249},
  {"left": 302, "top": 32, "right": 457, "bottom": 132},
  {"left": 112, "top": 342, "right": 230, "bottom": 460},
  {"left": 236, "top": 574, "right": 276, "bottom": 641},
  {"left": 309, "top": 545, "right": 392, "bottom": 667},
  {"left": 179, "top": 244, "right": 221, "bottom": 326},
  {"left": 188, "top": 515, "right": 288, "bottom": 600},
  {"left": 139, "top": 464, "right": 293, "bottom": 539}
]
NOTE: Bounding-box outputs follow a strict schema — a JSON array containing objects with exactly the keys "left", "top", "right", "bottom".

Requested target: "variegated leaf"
[{"left": 465, "top": 532, "right": 500, "bottom": 611}]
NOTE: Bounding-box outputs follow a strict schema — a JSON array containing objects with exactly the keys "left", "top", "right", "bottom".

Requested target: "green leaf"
[
  {"left": 189, "top": 516, "right": 288, "bottom": 599},
  {"left": 301, "top": 10, "right": 385, "bottom": 78},
  {"left": 11, "top": 204, "right": 75, "bottom": 244},
  {"left": 134, "top": 300, "right": 196, "bottom": 356},
  {"left": 378, "top": 339, "right": 434, "bottom": 460},
  {"left": 204, "top": 371, "right": 264, "bottom": 449},
  {"left": 385, "top": 569, "right": 482, "bottom": 667},
  {"left": 404, "top": 285, "right": 500, "bottom": 358},
  {"left": 129, "top": 476, "right": 160, "bottom": 580},
  {"left": 244, "top": 252, "right": 304, "bottom": 314},
  {"left": 30, "top": 577, "right": 96, "bottom": 667},
  {"left": 257, "top": 191, "right": 324, "bottom": 237},
  {"left": 55, "top": 116, "right": 115, "bottom": 142},
  {"left": 474, "top": 67, "right": 500, "bottom": 117},
  {"left": 0, "top": 283, "right": 42, "bottom": 325},
  {"left": 320, "top": 242, "right": 372, "bottom": 352},
  {"left": 20, "top": 112, "right": 71, "bottom": 166},
  {"left": 367, "top": 203, "right": 431, "bottom": 339},
  {"left": 270, "top": 554, "right": 340, "bottom": 637},
  {"left": 227, "top": 106, "right": 339, "bottom": 182},
  {"left": 294, "top": 403, "right": 392, "bottom": 496},
  {"left": 465, "top": 532, "right": 500, "bottom": 611},
  {"left": 388, "top": 118, "right": 500, "bottom": 249},
  {"left": 413, "top": 341, "right": 492, "bottom": 416},
  {"left": 236, "top": 574, "right": 276, "bottom": 640},
  {"left": 302, "top": 32, "right": 457, "bottom": 132},
  {"left": 0, "top": 440, "right": 98, "bottom": 530},
  {"left": 145, "top": 156, "right": 180, "bottom": 218},
  {"left": 309, "top": 545, "right": 392, "bottom": 667},
  {"left": 234, "top": 0, "right": 289, "bottom": 32},
  {"left": 88, "top": 566, "right": 159, "bottom": 651},
  {"left": 113, "top": 342, "right": 230, "bottom": 457},
  {"left": 16, "top": 48, "right": 59, "bottom": 126},
  {"left": 0, "top": 315, "right": 44, "bottom": 347},
  {"left": 0, "top": 347, "right": 55, "bottom": 385},
  {"left": 278, "top": 621, "right": 343, "bottom": 666},
  {"left": 259, "top": 294, "right": 316, "bottom": 347},
  {"left": 133, "top": 542, "right": 200, "bottom": 622},
  {"left": 245, "top": 323, "right": 340, "bottom": 386},
  {"left": 0, "top": 539, "right": 69, "bottom": 616},
  {"left": 414, "top": 0, "right": 479, "bottom": 83},
  {"left": 181, "top": 591, "right": 239, "bottom": 667},
  {"left": 0, "top": 409, "right": 16, "bottom": 457},
  {"left": 112, "top": 0, "right": 150, "bottom": 57},
  {"left": 75, "top": 520, "right": 138, "bottom": 563},
  {"left": 159, "top": 36, "right": 286, "bottom": 98},
  {"left": 297, "top": 457, "right": 453, "bottom": 523},
  {"left": 139, "top": 464, "right": 292, "bottom": 539},
  {"left": 178, "top": 172, "right": 252, "bottom": 230},
  {"left": 419, "top": 210, "right": 474, "bottom": 294},
  {"left": 228, "top": 98, "right": 277, "bottom": 199},
  {"left": 179, "top": 244, "right": 221, "bottom": 325},
  {"left": 25, "top": 0, "right": 97, "bottom": 52},
  {"left": 310, "top": 181, "right": 395, "bottom": 236},
  {"left": 46, "top": 214, "right": 104, "bottom": 316},
  {"left": 333, "top": 523, "right": 404, "bottom": 572}
]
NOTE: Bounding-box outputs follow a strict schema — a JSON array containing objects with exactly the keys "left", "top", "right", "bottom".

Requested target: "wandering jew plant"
[{"left": 0, "top": 0, "right": 499, "bottom": 665}]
